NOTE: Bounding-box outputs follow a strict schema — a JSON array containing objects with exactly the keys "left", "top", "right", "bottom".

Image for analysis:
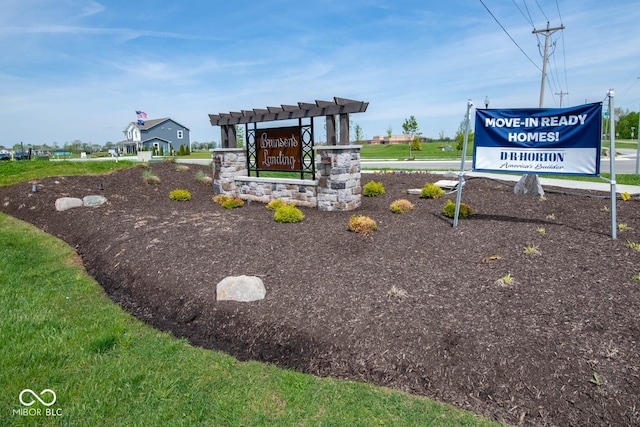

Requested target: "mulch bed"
[{"left": 2, "top": 161, "right": 639, "bottom": 426}]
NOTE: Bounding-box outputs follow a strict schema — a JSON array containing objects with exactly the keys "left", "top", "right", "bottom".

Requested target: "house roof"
[
  {"left": 141, "top": 137, "right": 172, "bottom": 144},
  {"left": 125, "top": 117, "right": 191, "bottom": 132}
]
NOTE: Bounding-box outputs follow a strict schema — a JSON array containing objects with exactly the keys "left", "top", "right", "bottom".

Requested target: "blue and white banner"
[{"left": 472, "top": 103, "right": 602, "bottom": 176}]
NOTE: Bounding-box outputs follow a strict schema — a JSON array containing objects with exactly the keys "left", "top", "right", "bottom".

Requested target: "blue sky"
[{"left": 1, "top": 0, "right": 639, "bottom": 147}]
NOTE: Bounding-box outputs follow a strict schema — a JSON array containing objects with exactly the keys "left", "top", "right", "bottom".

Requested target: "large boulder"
[
  {"left": 514, "top": 174, "right": 545, "bottom": 197},
  {"left": 83, "top": 195, "right": 108, "bottom": 207},
  {"left": 216, "top": 275, "right": 266, "bottom": 302},
  {"left": 55, "top": 197, "right": 83, "bottom": 211}
]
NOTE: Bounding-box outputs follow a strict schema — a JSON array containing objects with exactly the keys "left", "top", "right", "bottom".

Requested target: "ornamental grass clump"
[
  {"left": 169, "top": 189, "right": 191, "bottom": 201},
  {"left": 442, "top": 199, "right": 473, "bottom": 219},
  {"left": 390, "top": 199, "right": 414, "bottom": 214},
  {"left": 348, "top": 215, "right": 377, "bottom": 235},
  {"left": 420, "top": 183, "right": 443, "bottom": 199},
  {"left": 363, "top": 180, "right": 385, "bottom": 197},
  {"left": 274, "top": 204, "right": 304, "bottom": 223},
  {"left": 194, "top": 170, "right": 213, "bottom": 185},
  {"left": 142, "top": 170, "right": 161, "bottom": 185}
]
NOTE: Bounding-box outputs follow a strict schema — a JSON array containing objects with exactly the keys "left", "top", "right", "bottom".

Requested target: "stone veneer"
[{"left": 212, "top": 145, "right": 361, "bottom": 211}]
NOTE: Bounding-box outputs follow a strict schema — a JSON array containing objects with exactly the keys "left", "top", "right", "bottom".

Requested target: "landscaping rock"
[
  {"left": 83, "top": 195, "right": 108, "bottom": 207},
  {"left": 514, "top": 174, "right": 544, "bottom": 197},
  {"left": 55, "top": 197, "right": 83, "bottom": 211},
  {"left": 216, "top": 275, "right": 266, "bottom": 302},
  {"left": 406, "top": 189, "right": 422, "bottom": 195}
]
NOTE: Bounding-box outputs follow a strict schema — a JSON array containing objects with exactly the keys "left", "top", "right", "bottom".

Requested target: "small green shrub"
[
  {"left": 213, "top": 194, "right": 230, "bottom": 204},
  {"left": 420, "top": 183, "right": 443, "bottom": 199},
  {"left": 142, "top": 170, "right": 160, "bottom": 185},
  {"left": 410, "top": 137, "right": 422, "bottom": 152},
  {"left": 169, "top": 189, "right": 191, "bottom": 201},
  {"left": 363, "top": 180, "right": 385, "bottom": 197},
  {"left": 442, "top": 199, "right": 473, "bottom": 219},
  {"left": 274, "top": 204, "right": 304, "bottom": 223},
  {"left": 348, "top": 215, "right": 377, "bottom": 235},
  {"left": 266, "top": 199, "right": 287, "bottom": 211},
  {"left": 221, "top": 197, "right": 244, "bottom": 209},
  {"left": 390, "top": 199, "right": 414, "bottom": 214}
]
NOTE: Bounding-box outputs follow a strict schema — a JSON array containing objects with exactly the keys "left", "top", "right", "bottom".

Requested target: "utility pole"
[
  {"left": 555, "top": 91, "right": 569, "bottom": 107},
  {"left": 533, "top": 22, "right": 565, "bottom": 107}
]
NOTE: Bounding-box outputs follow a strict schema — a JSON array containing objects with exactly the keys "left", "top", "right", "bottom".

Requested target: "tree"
[
  {"left": 354, "top": 123, "right": 364, "bottom": 144},
  {"left": 386, "top": 126, "right": 392, "bottom": 138},
  {"left": 236, "top": 125, "right": 245, "bottom": 148},
  {"left": 454, "top": 117, "right": 474, "bottom": 157},
  {"left": 402, "top": 116, "right": 421, "bottom": 159},
  {"left": 616, "top": 109, "right": 639, "bottom": 139}
]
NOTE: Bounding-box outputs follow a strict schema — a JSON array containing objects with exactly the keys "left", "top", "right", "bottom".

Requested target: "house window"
[{"left": 177, "top": 130, "right": 184, "bottom": 139}]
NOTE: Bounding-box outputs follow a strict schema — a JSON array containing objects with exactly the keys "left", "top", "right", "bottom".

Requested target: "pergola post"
[
  {"left": 326, "top": 115, "right": 337, "bottom": 145},
  {"left": 339, "top": 113, "right": 349, "bottom": 145}
]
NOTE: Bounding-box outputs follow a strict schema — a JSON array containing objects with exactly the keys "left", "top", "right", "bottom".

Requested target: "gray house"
[{"left": 122, "top": 118, "right": 191, "bottom": 154}]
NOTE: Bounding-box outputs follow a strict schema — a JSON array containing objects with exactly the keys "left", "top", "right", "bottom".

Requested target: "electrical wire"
[{"left": 479, "top": 0, "right": 542, "bottom": 72}]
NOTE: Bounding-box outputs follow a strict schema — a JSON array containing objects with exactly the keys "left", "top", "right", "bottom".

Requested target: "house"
[{"left": 121, "top": 118, "right": 191, "bottom": 154}]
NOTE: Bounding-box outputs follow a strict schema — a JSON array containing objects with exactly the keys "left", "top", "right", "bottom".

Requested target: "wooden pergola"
[{"left": 208, "top": 97, "right": 368, "bottom": 148}]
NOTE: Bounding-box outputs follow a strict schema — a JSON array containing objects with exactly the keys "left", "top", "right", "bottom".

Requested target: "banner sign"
[
  {"left": 472, "top": 103, "right": 602, "bottom": 176},
  {"left": 256, "top": 126, "right": 302, "bottom": 171}
]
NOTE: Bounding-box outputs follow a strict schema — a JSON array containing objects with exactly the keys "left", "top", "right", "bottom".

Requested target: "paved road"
[{"left": 362, "top": 149, "right": 639, "bottom": 174}]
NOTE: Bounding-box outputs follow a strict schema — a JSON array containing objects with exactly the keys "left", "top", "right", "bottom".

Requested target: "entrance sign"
[
  {"left": 257, "top": 126, "right": 301, "bottom": 171},
  {"left": 473, "top": 103, "right": 602, "bottom": 176}
]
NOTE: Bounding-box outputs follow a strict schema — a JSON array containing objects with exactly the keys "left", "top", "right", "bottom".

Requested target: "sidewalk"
[{"left": 465, "top": 172, "right": 640, "bottom": 195}]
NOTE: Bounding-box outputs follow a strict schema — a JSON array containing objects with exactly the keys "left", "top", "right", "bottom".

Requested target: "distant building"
[
  {"left": 121, "top": 118, "right": 191, "bottom": 154},
  {"left": 369, "top": 135, "right": 427, "bottom": 145}
]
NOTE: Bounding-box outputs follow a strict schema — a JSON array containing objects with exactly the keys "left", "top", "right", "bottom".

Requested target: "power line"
[
  {"left": 479, "top": 0, "right": 542, "bottom": 72},
  {"left": 512, "top": 0, "right": 534, "bottom": 26},
  {"left": 534, "top": 0, "right": 549, "bottom": 22}
]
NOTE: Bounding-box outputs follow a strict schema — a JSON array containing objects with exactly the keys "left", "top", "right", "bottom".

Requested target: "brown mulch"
[{"left": 2, "top": 161, "right": 640, "bottom": 426}]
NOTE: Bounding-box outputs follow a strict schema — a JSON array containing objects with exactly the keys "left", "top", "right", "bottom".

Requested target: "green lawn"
[{"left": 0, "top": 161, "right": 502, "bottom": 426}]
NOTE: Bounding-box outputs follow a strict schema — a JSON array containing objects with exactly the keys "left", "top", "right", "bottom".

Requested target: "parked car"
[
  {"left": 0, "top": 152, "right": 10, "bottom": 161},
  {"left": 13, "top": 151, "right": 29, "bottom": 160}
]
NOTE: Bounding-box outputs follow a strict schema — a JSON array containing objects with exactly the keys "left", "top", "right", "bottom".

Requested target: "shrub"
[
  {"left": 221, "top": 197, "right": 244, "bottom": 209},
  {"left": 178, "top": 144, "right": 185, "bottom": 155},
  {"left": 410, "top": 137, "right": 422, "bottom": 152},
  {"left": 348, "top": 215, "right": 377, "bottom": 235},
  {"left": 266, "top": 199, "right": 288, "bottom": 211},
  {"left": 195, "top": 170, "right": 212, "bottom": 185},
  {"left": 142, "top": 170, "right": 160, "bottom": 185},
  {"left": 274, "top": 204, "right": 304, "bottom": 223},
  {"left": 442, "top": 199, "right": 473, "bottom": 219},
  {"left": 169, "top": 189, "right": 191, "bottom": 201},
  {"left": 363, "top": 180, "right": 385, "bottom": 197},
  {"left": 420, "top": 183, "right": 443, "bottom": 199},
  {"left": 390, "top": 199, "right": 414, "bottom": 214},
  {"left": 213, "top": 194, "right": 230, "bottom": 204}
]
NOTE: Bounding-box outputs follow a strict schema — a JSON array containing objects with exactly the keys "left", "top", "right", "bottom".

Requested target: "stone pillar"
[
  {"left": 315, "top": 145, "right": 361, "bottom": 211},
  {"left": 212, "top": 148, "right": 247, "bottom": 196}
]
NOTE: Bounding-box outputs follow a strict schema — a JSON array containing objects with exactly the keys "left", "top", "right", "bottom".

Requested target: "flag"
[
  {"left": 136, "top": 111, "right": 147, "bottom": 119},
  {"left": 137, "top": 119, "right": 145, "bottom": 126}
]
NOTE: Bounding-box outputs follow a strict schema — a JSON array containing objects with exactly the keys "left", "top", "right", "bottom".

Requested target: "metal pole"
[
  {"left": 608, "top": 89, "right": 616, "bottom": 239},
  {"left": 636, "top": 104, "right": 640, "bottom": 174},
  {"left": 453, "top": 100, "right": 472, "bottom": 228}
]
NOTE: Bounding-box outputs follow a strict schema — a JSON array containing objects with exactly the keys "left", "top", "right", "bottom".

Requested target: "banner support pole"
[
  {"left": 608, "top": 89, "right": 617, "bottom": 240},
  {"left": 453, "top": 100, "right": 473, "bottom": 228}
]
